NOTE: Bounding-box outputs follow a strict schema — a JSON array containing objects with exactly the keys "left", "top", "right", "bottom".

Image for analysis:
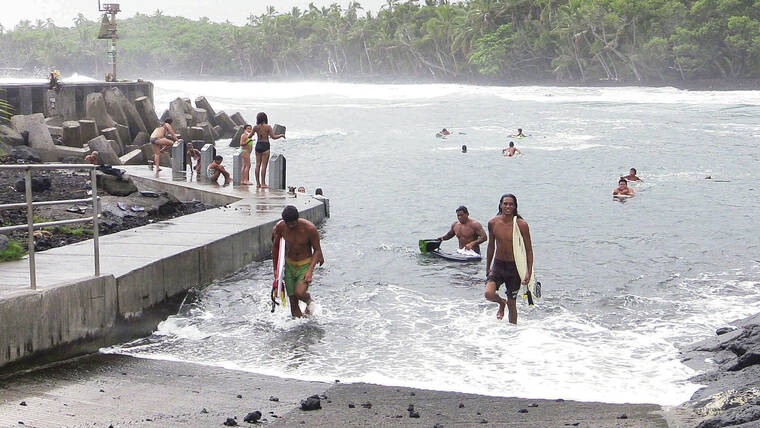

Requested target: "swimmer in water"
[
  {"left": 502, "top": 141, "right": 521, "bottom": 157},
  {"left": 509, "top": 128, "right": 527, "bottom": 137},
  {"left": 613, "top": 178, "right": 635, "bottom": 196},
  {"left": 620, "top": 168, "right": 642, "bottom": 182}
]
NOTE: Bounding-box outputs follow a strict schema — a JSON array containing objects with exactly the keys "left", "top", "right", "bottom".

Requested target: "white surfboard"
[
  {"left": 271, "top": 236, "right": 287, "bottom": 310},
  {"left": 512, "top": 217, "right": 540, "bottom": 304}
]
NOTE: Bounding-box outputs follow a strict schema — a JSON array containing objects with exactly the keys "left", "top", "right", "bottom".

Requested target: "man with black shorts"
[{"left": 485, "top": 194, "right": 533, "bottom": 324}]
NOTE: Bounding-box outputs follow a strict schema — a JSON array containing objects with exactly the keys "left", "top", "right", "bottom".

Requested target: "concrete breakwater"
[{"left": 0, "top": 166, "right": 328, "bottom": 372}]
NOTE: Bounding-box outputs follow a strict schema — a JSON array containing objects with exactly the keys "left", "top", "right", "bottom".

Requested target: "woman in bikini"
[
  {"left": 251, "top": 112, "right": 285, "bottom": 188},
  {"left": 149, "top": 118, "right": 178, "bottom": 171},
  {"left": 239, "top": 124, "right": 254, "bottom": 185}
]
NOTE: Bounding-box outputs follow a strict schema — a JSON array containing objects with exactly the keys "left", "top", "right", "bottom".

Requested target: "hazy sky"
[{"left": 1, "top": 0, "right": 388, "bottom": 30}]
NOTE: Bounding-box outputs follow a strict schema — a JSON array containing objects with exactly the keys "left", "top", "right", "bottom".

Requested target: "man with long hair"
[{"left": 485, "top": 194, "right": 533, "bottom": 324}]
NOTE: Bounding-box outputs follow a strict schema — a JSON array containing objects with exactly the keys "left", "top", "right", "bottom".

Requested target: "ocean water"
[{"left": 98, "top": 80, "right": 760, "bottom": 406}]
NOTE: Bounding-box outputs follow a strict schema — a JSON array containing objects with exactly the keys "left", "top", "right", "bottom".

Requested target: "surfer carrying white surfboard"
[
  {"left": 485, "top": 194, "right": 533, "bottom": 324},
  {"left": 272, "top": 206, "right": 325, "bottom": 317},
  {"left": 437, "top": 206, "right": 487, "bottom": 254}
]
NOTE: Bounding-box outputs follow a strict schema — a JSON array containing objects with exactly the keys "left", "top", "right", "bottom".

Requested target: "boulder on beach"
[
  {"left": 96, "top": 172, "right": 137, "bottom": 197},
  {"left": 0, "top": 125, "right": 25, "bottom": 146}
]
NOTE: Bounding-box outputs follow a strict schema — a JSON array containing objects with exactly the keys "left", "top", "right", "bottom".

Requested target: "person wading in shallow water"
[
  {"left": 485, "top": 194, "right": 533, "bottom": 324},
  {"left": 437, "top": 206, "right": 487, "bottom": 254},
  {"left": 272, "top": 206, "right": 324, "bottom": 317}
]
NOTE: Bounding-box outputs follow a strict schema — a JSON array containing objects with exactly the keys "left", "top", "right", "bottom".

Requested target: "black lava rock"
[
  {"left": 300, "top": 396, "right": 321, "bottom": 411},
  {"left": 200, "top": 408, "right": 208, "bottom": 414},
  {"left": 348, "top": 402, "right": 355, "bottom": 408},
  {"left": 716, "top": 327, "right": 736, "bottom": 335},
  {"left": 410, "top": 392, "right": 416, "bottom": 396},
  {"left": 361, "top": 402, "right": 372, "bottom": 409},
  {"left": 409, "top": 411, "right": 420, "bottom": 418},
  {"left": 458, "top": 403, "right": 465, "bottom": 408},
  {"left": 243, "top": 411, "right": 262, "bottom": 423},
  {"left": 223, "top": 418, "right": 238, "bottom": 426},
  {"left": 14, "top": 176, "right": 50, "bottom": 193},
  {"left": 518, "top": 408, "right": 528, "bottom": 413},
  {"left": 617, "top": 413, "right": 628, "bottom": 419},
  {"left": 528, "top": 403, "right": 539, "bottom": 407},
  {"left": 19, "top": 401, "right": 26, "bottom": 406},
  {"left": 480, "top": 419, "right": 488, "bottom": 424},
  {"left": 407, "top": 404, "right": 415, "bottom": 412}
]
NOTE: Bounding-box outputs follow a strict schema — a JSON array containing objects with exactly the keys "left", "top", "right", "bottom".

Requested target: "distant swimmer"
[
  {"left": 620, "top": 168, "right": 642, "bottom": 182},
  {"left": 437, "top": 206, "right": 487, "bottom": 254},
  {"left": 462, "top": 145, "right": 467, "bottom": 153},
  {"left": 436, "top": 128, "right": 452, "bottom": 138},
  {"left": 272, "top": 206, "right": 324, "bottom": 318},
  {"left": 503, "top": 141, "right": 522, "bottom": 157},
  {"left": 613, "top": 178, "right": 635, "bottom": 196},
  {"left": 485, "top": 194, "right": 532, "bottom": 324},
  {"left": 509, "top": 128, "right": 527, "bottom": 138}
]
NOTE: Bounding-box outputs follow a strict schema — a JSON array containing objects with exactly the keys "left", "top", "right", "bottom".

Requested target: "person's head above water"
[
  {"left": 461, "top": 145, "right": 467, "bottom": 153},
  {"left": 497, "top": 193, "right": 521, "bottom": 218},
  {"left": 456, "top": 205, "right": 469, "bottom": 223},
  {"left": 509, "top": 141, "right": 515, "bottom": 147},
  {"left": 630, "top": 168, "right": 637, "bottom": 175},
  {"left": 256, "top": 112, "right": 268, "bottom": 125},
  {"left": 517, "top": 128, "right": 522, "bottom": 133},
  {"left": 619, "top": 178, "right": 628, "bottom": 186},
  {"left": 282, "top": 205, "right": 299, "bottom": 226}
]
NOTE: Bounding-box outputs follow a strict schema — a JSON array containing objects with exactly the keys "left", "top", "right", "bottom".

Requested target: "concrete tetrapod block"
[
  {"left": 194, "top": 96, "right": 218, "bottom": 126},
  {"left": 55, "top": 145, "right": 90, "bottom": 161},
  {"left": 189, "top": 126, "right": 204, "bottom": 142},
  {"left": 212, "top": 125, "right": 222, "bottom": 140},
  {"left": 0, "top": 124, "right": 25, "bottom": 146},
  {"left": 229, "top": 125, "right": 243, "bottom": 148},
  {"left": 46, "top": 125, "right": 63, "bottom": 137},
  {"left": 105, "top": 86, "right": 147, "bottom": 137},
  {"left": 24, "top": 113, "right": 58, "bottom": 161},
  {"left": 197, "top": 122, "right": 216, "bottom": 144},
  {"left": 85, "top": 92, "right": 117, "bottom": 131},
  {"left": 101, "top": 127, "right": 123, "bottom": 155},
  {"left": 119, "top": 149, "right": 144, "bottom": 165},
  {"left": 135, "top": 96, "right": 160, "bottom": 133},
  {"left": 230, "top": 112, "right": 246, "bottom": 127},
  {"left": 191, "top": 108, "right": 208, "bottom": 126},
  {"left": 79, "top": 120, "right": 99, "bottom": 144},
  {"left": 132, "top": 131, "right": 149, "bottom": 147},
  {"left": 62, "top": 121, "right": 82, "bottom": 147},
  {"left": 116, "top": 124, "right": 131, "bottom": 152},
  {"left": 169, "top": 98, "right": 190, "bottom": 145},
  {"left": 199, "top": 144, "right": 216, "bottom": 183},
  {"left": 232, "top": 152, "right": 242, "bottom": 185},
  {"left": 88, "top": 135, "right": 121, "bottom": 165},
  {"left": 159, "top": 109, "right": 170, "bottom": 124},
  {"left": 102, "top": 87, "right": 130, "bottom": 132},
  {"left": 268, "top": 153, "right": 286, "bottom": 190},
  {"left": 214, "top": 112, "right": 237, "bottom": 138},
  {"left": 139, "top": 143, "right": 171, "bottom": 168},
  {"left": 171, "top": 139, "right": 187, "bottom": 174}
]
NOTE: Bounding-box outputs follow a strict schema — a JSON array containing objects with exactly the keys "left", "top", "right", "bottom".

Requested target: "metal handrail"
[{"left": 0, "top": 164, "right": 100, "bottom": 289}]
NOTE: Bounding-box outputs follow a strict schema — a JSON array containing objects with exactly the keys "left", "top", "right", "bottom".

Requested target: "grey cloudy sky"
[{"left": 1, "top": 0, "right": 387, "bottom": 30}]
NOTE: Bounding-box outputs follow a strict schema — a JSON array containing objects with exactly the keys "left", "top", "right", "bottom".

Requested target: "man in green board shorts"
[{"left": 272, "top": 206, "right": 325, "bottom": 317}]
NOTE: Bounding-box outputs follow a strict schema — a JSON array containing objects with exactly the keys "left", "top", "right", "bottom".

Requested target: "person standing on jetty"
[
  {"left": 437, "top": 206, "right": 487, "bottom": 254},
  {"left": 252, "top": 112, "right": 285, "bottom": 189},
  {"left": 485, "top": 194, "right": 533, "bottom": 324},
  {"left": 239, "top": 124, "right": 254, "bottom": 185},
  {"left": 149, "top": 118, "right": 178, "bottom": 172},
  {"left": 272, "top": 205, "right": 324, "bottom": 317}
]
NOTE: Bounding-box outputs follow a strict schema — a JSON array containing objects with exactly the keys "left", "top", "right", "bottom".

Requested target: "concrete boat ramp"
[{"left": 0, "top": 165, "right": 328, "bottom": 371}]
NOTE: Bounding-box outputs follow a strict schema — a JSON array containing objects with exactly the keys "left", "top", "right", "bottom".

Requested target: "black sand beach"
[{"left": 0, "top": 353, "right": 683, "bottom": 427}]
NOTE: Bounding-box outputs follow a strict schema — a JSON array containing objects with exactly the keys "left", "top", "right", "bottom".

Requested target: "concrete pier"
[
  {"left": 0, "top": 165, "right": 327, "bottom": 371},
  {"left": 0, "top": 81, "right": 153, "bottom": 122}
]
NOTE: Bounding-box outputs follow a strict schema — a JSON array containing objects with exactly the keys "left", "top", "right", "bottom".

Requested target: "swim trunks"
[
  {"left": 150, "top": 137, "right": 159, "bottom": 144},
  {"left": 206, "top": 166, "right": 217, "bottom": 179},
  {"left": 255, "top": 140, "right": 270, "bottom": 153},
  {"left": 486, "top": 259, "right": 521, "bottom": 299},
  {"left": 284, "top": 257, "right": 312, "bottom": 296}
]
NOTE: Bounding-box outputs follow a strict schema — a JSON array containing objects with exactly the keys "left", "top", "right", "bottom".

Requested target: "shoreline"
[{"left": 0, "top": 353, "right": 677, "bottom": 427}]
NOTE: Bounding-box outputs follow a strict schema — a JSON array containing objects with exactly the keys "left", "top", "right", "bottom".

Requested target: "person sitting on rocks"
[
  {"left": 186, "top": 143, "right": 201, "bottom": 176},
  {"left": 149, "top": 118, "right": 178, "bottom": 172},
  {"left": 207, "top": 155, "right": 231, "bottom": 186},
  {"left": 84, "top": 151, "right": 99, "bottom": 165}
]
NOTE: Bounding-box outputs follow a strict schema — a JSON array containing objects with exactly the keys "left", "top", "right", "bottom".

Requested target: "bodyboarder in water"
[
  {"left": 485, "top": 194, "right": 533, "bottom": 324},
  {"left": 272, "top": 205, "right": 324, "bottom": 317},
  {"left": 437, "top": 206, "right": 487, "bottom": 254}
]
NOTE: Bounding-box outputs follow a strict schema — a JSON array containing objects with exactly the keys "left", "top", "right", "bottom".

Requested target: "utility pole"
[{"left": 97, "top": 1, "right": 120, "bottom": 81}]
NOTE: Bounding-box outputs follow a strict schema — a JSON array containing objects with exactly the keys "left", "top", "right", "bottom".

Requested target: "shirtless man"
[
  {"left": 206, "top": 155, "right": 231, "bottom": 185},
  {"left": 437, "top": 206, "right": 487, "bottom": 254},
  {"left": 485, "top": 194, "right": 533, "bottom": 324},
  {"left": 613, "top": 178, "right": 635, "bottom": 196},
  {"left": 620, "top": 168, "right": 642, "bottom": 182},
  {"left": 503, "top": 141, "right": 522, "bottom": 157},
  {"left": 272, "top": 205, "right": 325, "bottom": 317},
  {"left": 149, "top": 118, "right": 178, "bottom": 171}
]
